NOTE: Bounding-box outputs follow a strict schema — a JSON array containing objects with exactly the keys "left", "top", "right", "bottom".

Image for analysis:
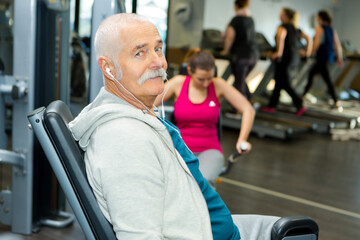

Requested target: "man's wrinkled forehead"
[{"left": 119, "top": 22, "right": 162, "bottom": 50}]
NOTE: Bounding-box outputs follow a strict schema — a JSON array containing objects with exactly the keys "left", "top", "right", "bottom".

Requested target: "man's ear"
[{"left": 98, "top": 56, "right": 114, "bottom": 79}]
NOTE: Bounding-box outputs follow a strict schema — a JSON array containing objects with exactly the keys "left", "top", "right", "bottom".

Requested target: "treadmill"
[
  {"left": 218, "top": 33, "right": 310, "bottom": 140},
  {"left": 222, "top": 111, "right": 310, "bottom": 139},
  {"left": 251, "top": 34, "right": 357, "bottom": 135}
]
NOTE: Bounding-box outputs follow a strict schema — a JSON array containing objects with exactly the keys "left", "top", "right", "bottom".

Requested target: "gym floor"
[{"left": 1, "top": 128, "right": 360, "bottom": 239}]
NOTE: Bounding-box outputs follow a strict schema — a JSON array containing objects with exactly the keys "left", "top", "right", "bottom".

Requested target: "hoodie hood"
[{"left": 69, "top": 87, "right": 165, "bottom": 150}]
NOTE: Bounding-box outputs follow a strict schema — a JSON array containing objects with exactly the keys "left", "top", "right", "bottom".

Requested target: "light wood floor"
[{"left": 1, "top": 128, "right": 360, "bottom": 239}]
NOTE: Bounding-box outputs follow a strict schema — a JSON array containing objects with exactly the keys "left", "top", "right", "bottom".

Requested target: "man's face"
[{"left": 116, "top": 22, "right": 167, "bottom": 101}]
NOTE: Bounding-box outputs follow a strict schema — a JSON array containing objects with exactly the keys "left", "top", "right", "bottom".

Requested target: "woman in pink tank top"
[
  {"left": 174, "top": 75, "right": 222, "bottom": 154},
  {"left": 155, "top": 50, "right": 255, "bottom": 188}
]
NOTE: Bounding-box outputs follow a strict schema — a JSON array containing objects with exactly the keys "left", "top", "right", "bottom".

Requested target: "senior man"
[{"left": 69, "top": 13, "right": 279, "bottom": 240}]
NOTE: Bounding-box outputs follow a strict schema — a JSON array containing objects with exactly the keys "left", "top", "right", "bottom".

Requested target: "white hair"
[{"left": 94, "top": 13, "right": 151, "bottom": 80}]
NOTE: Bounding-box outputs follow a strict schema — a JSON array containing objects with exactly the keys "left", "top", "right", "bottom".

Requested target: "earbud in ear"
[{"left": 106, "top": 68, "right": 114, "bottom": 78}]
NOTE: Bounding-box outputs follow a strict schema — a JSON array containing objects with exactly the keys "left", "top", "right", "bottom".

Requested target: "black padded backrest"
[{"left": 43, "top": 100, "right": 116, "bottom": 240}]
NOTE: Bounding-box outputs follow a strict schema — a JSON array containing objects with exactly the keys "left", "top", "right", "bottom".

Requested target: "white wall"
[
  {"left": 203, "top": 0, "right": 233, "bottom": 31},
  {"left": 167, "top": 0, "right": 205, "bottom": 48},
  {"left": 203, "top": 0, "right": 356, "bottom": 48},
  {"left": 333, "top": 0, "right": 360, "bottom": 50}
]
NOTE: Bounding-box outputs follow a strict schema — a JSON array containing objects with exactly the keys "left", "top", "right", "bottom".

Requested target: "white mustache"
[{"left": 138, "top": 68, "right": 167, "bottom": 85}]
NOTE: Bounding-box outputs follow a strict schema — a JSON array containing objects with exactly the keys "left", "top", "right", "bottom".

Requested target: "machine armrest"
[{"left": 271, "top": 216, "right": 319, "bottom": 240}]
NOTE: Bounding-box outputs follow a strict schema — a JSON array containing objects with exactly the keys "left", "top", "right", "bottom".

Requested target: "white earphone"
[{"left": 106, "top": 68, "right": 114, "bottom": 78}]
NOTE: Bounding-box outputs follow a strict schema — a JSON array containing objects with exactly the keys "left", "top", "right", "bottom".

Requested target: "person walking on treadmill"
[
  {"left": 301, "top": 10, "right": 344, "bottom": 108},
  {"left": 262, "top": 8, "right": 309, "bottom": 117},
  {"left": 221, "top": 0, "right": 259, "bottom": 101}
]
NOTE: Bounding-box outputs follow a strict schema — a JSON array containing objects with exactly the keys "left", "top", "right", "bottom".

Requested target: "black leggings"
[
  {"left": 268, "top": 60, "right": 303, "bottom": 110},
  {"left": 303, "top": 61, "right": 337, "bottom": 103},
  {"left": 231, "top": 58, "right": 257, "bottom": 100}
]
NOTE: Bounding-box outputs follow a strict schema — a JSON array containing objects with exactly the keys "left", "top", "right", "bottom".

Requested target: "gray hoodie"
[{"left": 69, "top": 87, "right": 213, "bottom": 240}]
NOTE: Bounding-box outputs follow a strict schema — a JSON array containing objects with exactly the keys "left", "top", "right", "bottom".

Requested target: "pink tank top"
[{"left": 174, "top": 75, "right": 222, "bottom": 153}]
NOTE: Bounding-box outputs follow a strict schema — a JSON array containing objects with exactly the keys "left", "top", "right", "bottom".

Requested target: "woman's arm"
[
  {"left": 221, "top": 25, "right": 236, "bottom": 56},
  {"left": 154, "top": 75, "right": 184, "bottom": 107},
  {"left": 214, "top": 78, "right": 255, "bottom": 153},
  {"left": 272, "top": 26, "right": 287, "bottom": 60},
  {"left": 299, "top": 30, "right": 313, "bottom": 57},
  {"left": 312, "top": 25, "right": 324, "bottom": 55},
  {"left": 333, "top": 29, "right": 344, "bottom": 67}
]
